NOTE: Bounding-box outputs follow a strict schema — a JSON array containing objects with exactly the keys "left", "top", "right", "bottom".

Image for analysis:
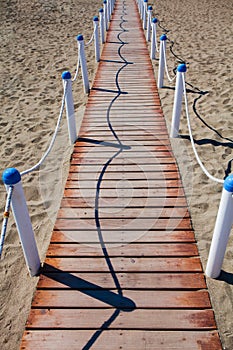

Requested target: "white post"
[
  {"left": 138, "top": 0, "right": 141, "bottom": 15},
  {"left": 111, "top": 0, "right": 114, "bottom": 14},
  {"left": 143, "top": 0, "right": 148, "bottom": 30},
  {"left": 158, "top": 34, "right": 167, "bottom": 88},
  {"left": 2, "top": 168, "right": 40, "bottom": 276},
  {"left": 140, "top": 0, "right": 143, "bottom": 18},
  {"left": 61, "top": 71, "right": 77, "bottom": 144},
  {"left": 206, "top": 175, "right": 233, "bottom": 278},
  {"left": 93, "top": 16, "right": 100, "bottom": 62},
  {"left": 170, "top": 63, "right": 186, "bottom": 138},
  {"left": 77, "top": 34, "right": 90, "bottom": 94},
  {"left": 99, "top": 8, "right": 105, "bottom": 44},
  {"left": 103, "top": 0, "right": 108, "bottom": 31},
  {"left": 150, "top": 18, "right": 158, "bottom": 60},
  {"left": 107, "top": 0, "right": 111, "bottom": 22},
  {"left": 146, "top": 6, "right": 152, "bottom": 41}
]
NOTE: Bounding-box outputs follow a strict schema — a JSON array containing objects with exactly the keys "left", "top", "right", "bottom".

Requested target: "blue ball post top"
[
  {"left": 99, "top": 8, "right": 104, "bottom": 13},
  {"left": 160, "top": 34, "right": 167, "bottom": 41},
  {"left": 144, "top": 0, "right": 148, "bottom": 2},
  {"left": 77, "top": 34, "right": 84, "bottom": 41},
  {"left": 93, "top": 16, "right": 99, "bottom": 22},
  {"left": 61, "top": 71, "right": 71, "bottom": 80},
  {"left": 103, "top": 0, "right": 107, "bottom": 4},
  {"left": 152, "top": 18, "right": 158, "bottom": 23},
  {"left": 2, "top": 168, "right": 21, "bottom": 185},
  {"left": 224, "top": 174, "right": 233, "bottom": 192},
  {"left": 177, "top": 63, "right": 187, "bottom": 72},
  {"left": 148, "top": 6, "right": 153, "bottom": 10}
]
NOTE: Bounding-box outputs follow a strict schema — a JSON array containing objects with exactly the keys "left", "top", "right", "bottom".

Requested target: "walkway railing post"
[
  {"left": 140, "top": 0, "right": 144, "bottom": 19},
  {"left": 138, "top": 0, "right": 141, "bottom": 17},
  {"left": 158, "top": 34, "right": 167, "bottom": 88},
  {"left": 107, "top": 0, "right": 111, "bottom": 22},
  {"left": 99, "top": 8, "right": 105, "bottom": 44},
  {"left": 170, "top": 63, "right": 186, "bottom": 138},
  {"left": 143, "top": 0, "right": 148, "bottom": 30},
  {"left": 61, "top": 71, "right": 77, "bottom": 144},
  {"left": 103, "top": 0, "right": 108, "bottom": 31},
  {"left": 2, "top": 168, "right": 40, "bottom": 276},
  {"left": 77, "top": 34, "right": 90, "bottom": 94},
  {"left": 206, "top": 175, "right": 233, "bottom": 278},
  {"left": 146, "top": 6, "right": 153, "bottom": 41},
  {"left": 150, "top": 18, "right": 158, "bottom": 60},
  {"left": 93, "top": 16, "right": 100, "bottom": 62},
  {"left": 111, "top": 0, "right": 114, "bottom": 14}
]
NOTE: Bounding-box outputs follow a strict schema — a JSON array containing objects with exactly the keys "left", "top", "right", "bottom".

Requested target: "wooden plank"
[
  {"left": 70, "top": 157, "right": 178, "bottom": 166},
  {"left": 60, "top": 196, "right": 188, "bottom": 207},
  {"left": 64, "top": 179, "right": 183, "bottom": 189},
  {"left": 46, "top": 243, "right": 198, "bottom": 258},
  {"left": 69, "top": 164, "right": 177, "bottom": 172},
  {"left": 20, "top": 330, "right": 222, "bottom": 350},
  {"left": 67, "top": 171, "right": 182, "bottom": 181},
  {"left": 50, "top": 229, "right": 196, "bottom": 243},
  {"left": 57, "top": 207, "right": 189, "bottom": 219},
  {"left": 54, "top": 217, "right": 192, "bottom": 230},
  {"left": 31, "top": 290, "right": 211, "bottom": 309},
  {"left": 73, "top": 144, "right": 173, "bottom": 150},
  {"left": 37, "top": 272, "right": 206, "bottom": 290},
  {"left": 63, "top": 188, "right": 186, "bottom": 198},
  {"left": 43, "top": 257, "right": 203, "bottom": 272},
  {"left": 25, "top": 309, "right": 217, "bottom": 330}
]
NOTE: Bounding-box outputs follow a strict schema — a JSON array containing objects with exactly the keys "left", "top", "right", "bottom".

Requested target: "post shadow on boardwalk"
[
  {"left": 41, "top": 263, "right": 136, "bottom": 311},
  {"left": 77, "top": 137, "right": 131, "bottom": 150}
]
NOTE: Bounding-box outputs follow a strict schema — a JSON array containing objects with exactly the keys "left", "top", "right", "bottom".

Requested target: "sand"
[
  {"left": 0, "top": 0, "right": 232, "bottom": 349},
  {"left": 150, "top": 1, "right": 233, "bottom": 349}
]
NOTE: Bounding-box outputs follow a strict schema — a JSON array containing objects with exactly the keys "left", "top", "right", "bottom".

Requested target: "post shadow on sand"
[
  {"left": 218, "top": 270, "right": 233, "bottom": 285},
  {"left": 180, "top": 135, "right": 233, "bottom": 178}
]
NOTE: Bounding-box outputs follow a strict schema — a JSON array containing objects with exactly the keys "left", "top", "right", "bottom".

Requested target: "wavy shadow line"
[
  {"left": 82, "top": 309, "right": 120, "bottom": 350},
  {"left": 94, "top": 0, "right": 130, "bottom": 297}
]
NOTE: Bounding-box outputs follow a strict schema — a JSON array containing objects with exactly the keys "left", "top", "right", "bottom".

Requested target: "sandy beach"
[{"left": 0, "top": 0, "right": 232, "bottom": 349}]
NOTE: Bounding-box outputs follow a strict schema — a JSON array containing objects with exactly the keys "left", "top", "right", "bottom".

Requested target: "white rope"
[
  {"left": 182, "top": 73, "right": 224, "bottom": 184},
  {"left": 85, "top": 25, "right": 97, "bottom": 47},
  {"left": 0, "top": 185, "right": 14, "bottom": 257},
  {"left": 20, "top": 81, "right": 68, "bottom": 177},
  {"left": 72, "top": 46, "right": 81, "bottom": 82},
  {"left": 163, "top": 42, "right": 176, "bottom": 82}
]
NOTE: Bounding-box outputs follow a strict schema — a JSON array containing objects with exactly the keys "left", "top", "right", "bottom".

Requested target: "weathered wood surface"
[{"left": 20, "top": 0, "right": 222, "bottom": 349}]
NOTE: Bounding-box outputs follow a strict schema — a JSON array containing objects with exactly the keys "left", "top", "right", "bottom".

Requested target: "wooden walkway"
[{"left": 20, "top": 0, "right": 222, "bottom": 349}]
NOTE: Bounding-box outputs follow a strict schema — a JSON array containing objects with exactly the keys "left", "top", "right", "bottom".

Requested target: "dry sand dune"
[{"left": 0, "top": 0, "right": 232, "bottom": 349}]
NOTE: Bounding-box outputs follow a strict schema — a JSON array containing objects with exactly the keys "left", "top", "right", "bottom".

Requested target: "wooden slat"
[
  {"left": 54, "top": 217, "right": 192, "bottom": 230},
  {"left": 20, "top": 330, "right": 222, "bottom": 350},
  {"left": 31, "top": 290, "right": 211, "bottom": 309},
  {"left": 25, "top": 309, "right": 216, "bottom": 330},
  {"left": 67, "top": 171, "right": 182, "bottom": 180},
  {"left": 63, "top": 188, "right": 186, "bottom": 198},
  {"left": 57, "top": 207, "right": 189, "bottom": 219},
  {"left": 60, "top": 196, "right": 188, "bottom": 207},
  {"left": 46, "top": 243, "right": 198, "bottom": 257},
  {"left": 43, "top": 257, "right": 203, "bottom": 272},
  {"left": 50, "top": 229, "right": 196, "bottom": 243},
  {"left": 37, "top": 272, "right": 206, "bottom": 290}
]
